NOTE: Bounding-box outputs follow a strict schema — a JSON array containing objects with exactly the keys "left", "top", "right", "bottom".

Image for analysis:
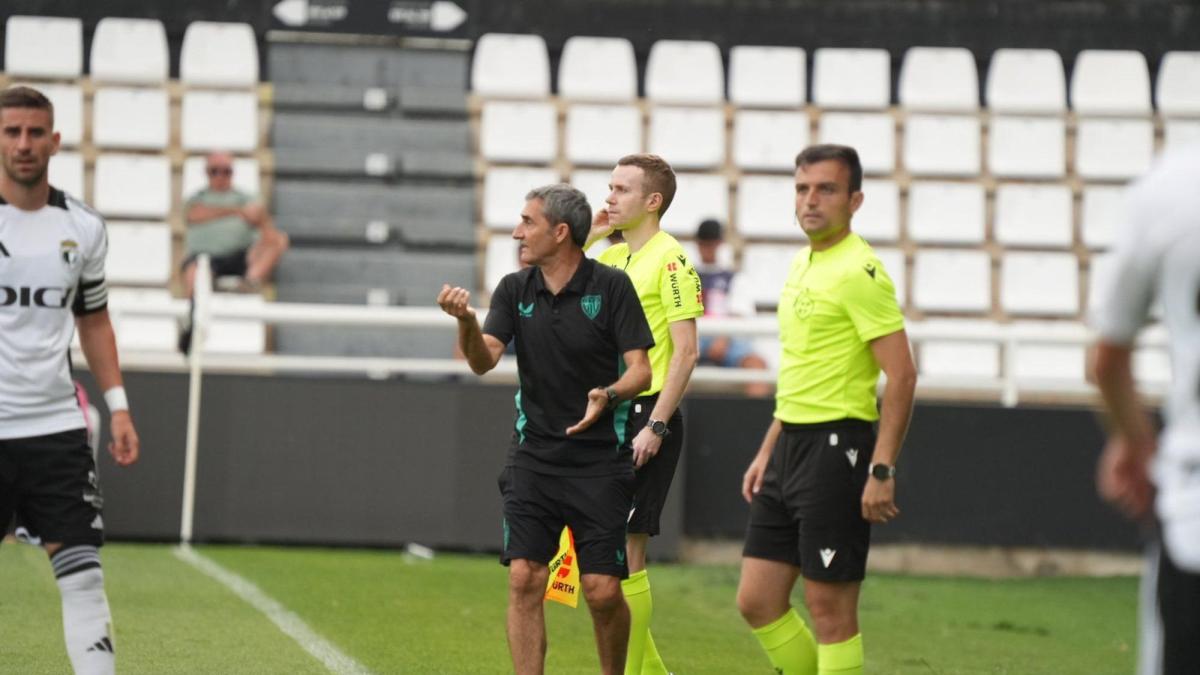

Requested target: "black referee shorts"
[
  {"left": 627, "top": 395, "right": 684, "bottom": 536},
  {"left": 498, "top": 466, "right": 634, "bottom": 578},
  {"left": 743, "top": 419, "right": 875, "bottom": 582},
  {"left": 0, "top": 429, "right": 104, "bottom": 548}
]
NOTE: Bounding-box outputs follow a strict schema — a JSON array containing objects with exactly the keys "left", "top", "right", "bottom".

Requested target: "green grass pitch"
[{"left": 1, "top": 542, "right": 1137, "bottom": 674}]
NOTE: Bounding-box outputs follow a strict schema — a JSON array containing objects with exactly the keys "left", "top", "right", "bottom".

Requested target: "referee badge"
[
  {"left": 60, "top": 239, "right": 80, "bottom": 267},
  {"left": 581, "top": 294, "right": 602, "bottom": 320}
]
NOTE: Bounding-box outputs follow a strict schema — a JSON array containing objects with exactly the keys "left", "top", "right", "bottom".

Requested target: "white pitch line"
[{"left": 174, "top": 544, "right": 373, "bottom": 675}]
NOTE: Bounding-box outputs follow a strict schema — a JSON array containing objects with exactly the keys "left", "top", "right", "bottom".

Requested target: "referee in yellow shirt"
[
  {"left": 736, "top": 145, "right": 917, "bottom": 675},
  {"left": 586, "top": 153, "right": 703, "bottom": 675}
]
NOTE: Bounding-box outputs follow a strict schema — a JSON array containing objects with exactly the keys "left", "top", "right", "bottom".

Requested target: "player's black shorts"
[
  {"left": 627, "top": 395, "right": 684, "bottom": 536},
  {"left": 743, "top": 419, "right": 875, "bottom": 582},
  {"left": 182, "top": 248, "right": 249, "bottom": 278},
  {"left": 1158, "top": 542, "right": 1200, "bottom": 674},
  {"left": 0, "top": 429, "right": 104, "bottom": 548},
  {"left": 498, "top": 465, "right": 634, "bottom": 578}
]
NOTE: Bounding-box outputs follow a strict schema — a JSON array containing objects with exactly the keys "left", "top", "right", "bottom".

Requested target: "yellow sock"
[
  {"left": 621, "top": 570, "right": 669, "bottom": 675},
  {"left": 817, "top": 633, "right": 863, "bottom": 675},
  {"left": 751, "top": 608, "right": 818, "bottom": 675}
]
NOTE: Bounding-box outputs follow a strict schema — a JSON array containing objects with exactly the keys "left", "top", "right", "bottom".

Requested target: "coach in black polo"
[{"left": 437, "top": 183, "right": 652, "bottom": 675}]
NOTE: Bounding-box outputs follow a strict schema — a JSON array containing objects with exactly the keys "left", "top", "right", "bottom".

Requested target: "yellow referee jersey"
[
  {"left": 775, "top": 233, "right": 905, "bottom": 424},
  {"left": 596, "top": 231, "right": 704, "bottom": 396}
]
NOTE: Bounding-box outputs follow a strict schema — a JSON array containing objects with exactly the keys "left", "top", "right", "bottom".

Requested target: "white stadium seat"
[
  {"left": 907, "top": 182, "right": 986, "bottom": 244},
  {"left": 1081, "top": 185, "right": 1126, "bottom": 249},
  {"left": 92, "top": 87, "right": 169, "bottom": 150},
  {"left": 565, "top": 104, "right": 642, "bottom": 166},
  {"left": 48, "top": 151, "right": 84, "bottom": 201},
  {"left": 817, "top": 112, "right": 895, "bottom": 174},
  {"left": 107, "top": 288, "right": 177, "bottom": 352},
  {"left": 853, "top": 179, "right": 901, "bottom": 244},
  {"left": 733, "top": 110, "right": 810, "bottom": 171},
  {"left": 182, "top": 156, "right": 261, "bottom": 200},
  {"left": 898, "top": 47, "right": 978, "bottom": 112},
  {"left": 4, "top": 16, "right": 82, "bottom": 78},
  {"left": 94, "top": 154, "right": 171, "bottom": 218},
  {"left": 480, "top": 101, "right": 557, "bottom": 163},
  {"left": 648, "top": 107, "right": 725, "bottom": 169},
  {"left": 1156, "top": 52, "right": 1200, "bottom": 116},
  {"left": 813, "top": 48, "right": 891, "bottom": 110},
  {"left": 741, "top": 244, "right": 800, "bottom": 310},
  {"left": 484, "top": 235, "right": 521, "bottom": 295},
  {"left": 571, "top": 169, "right": 615, "bottom": 217},
  {"left": 180, "top": 21, "right": 259, "bottom": 87},
  {"left": 993, "top": 183, "right": 1073, "bottom": 247},
  {"left": 873, "top": 247, "right": 907, "bottom": 306},
  {"left": 90, "top": 18, "right": 169, "bottom": 83},
  {"left": 1013, "top": 343, "right": 1086, "bottom": 382},
  {"left": 30, "top": 84, "right": 83, "bottom": 148},
  {"left": 207, "top": 293, "right": 266, "bottom": 355},
  {"left": 181, "top": 91, "right": 259, "bottom": 152},
  {"left": 483, "top": 166, "right": 559, "bottom": 229},
  {"left": 912, "top": 249, "right": 992, "bottom": 313},
  {"left": 659, "top": 173, "right": 729, "bottom": 237},
  {"left": 1086, "top": 251, "right": 1114, "bottom": 314},
  {"left": 471, "top": 33, "right": 550, "bottom": 98},
  {"left": 985, "top": 48, "right": 1067, "bottom": 113},
  {"left": 736, "top": 175, "right": 800, "bottom": 240},
  {"left": 105, "top": 222, "right": 172, "bottom": 285},
  {"left": 729, "top": 46, "right": 806, "bottom": 108},
  {"left": 918, "top": 319, "right": 1002, "bottom": 379},
  {"left": 903, "top": 114, "right": 981, "bottom": 176},
  {"left": 558, "top": 36, "right": 637, "bottom": 101},
  {"left": 1075, "top": 118, "right": 1154, "bottom": 180},
  {"left": 645, "top": 40, "right": 724, "bottom": 104},
  {"left": 1071, "top": 50, "right": 1152, "bottom": 115},
  {"left": 1000, "top": 252, "right": 1078, "bottom": 316},
  {"left": 1164, "top": 119, "right": 1200, "bottom": 153},
  {"left": 987, "top": 116, "right": 1066, "bottom": 179}
]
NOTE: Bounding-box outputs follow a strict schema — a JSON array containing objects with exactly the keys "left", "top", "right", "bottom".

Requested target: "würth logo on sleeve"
[{"left": 60, "top": 240, "right": 79, "bottom": 266}]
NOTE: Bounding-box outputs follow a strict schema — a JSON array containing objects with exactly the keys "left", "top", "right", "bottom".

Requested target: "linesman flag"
[{"left": 544, "top": 526, "right": 580, "bottom": 608}]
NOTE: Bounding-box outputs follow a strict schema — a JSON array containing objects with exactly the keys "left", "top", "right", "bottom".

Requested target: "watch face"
[
  {"left": 651, "top": 421, "right": 667, "bottom": 436},
  {"left": 871, "top": 464, "right": 894, "bottom": 480}
]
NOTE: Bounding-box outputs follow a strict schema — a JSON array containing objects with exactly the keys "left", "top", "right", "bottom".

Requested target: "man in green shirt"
[
  {"left": 587, "top": 153, "right": 703, "bottom": 675},
  {"left": 182, "top": 152, "right": 288, "bottom": 297},
  {"left": 736, "top": 144, "right": 917, "bottom": 675}
]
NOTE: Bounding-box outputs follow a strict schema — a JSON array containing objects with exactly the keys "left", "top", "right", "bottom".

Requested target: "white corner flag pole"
[{"left": 180, "top": 255, "right": 212, "bottom": 544}]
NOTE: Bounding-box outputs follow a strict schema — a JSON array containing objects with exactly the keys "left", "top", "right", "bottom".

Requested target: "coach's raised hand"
[{"left": 437, "top": 284, "right": 476, "bottom": 320}]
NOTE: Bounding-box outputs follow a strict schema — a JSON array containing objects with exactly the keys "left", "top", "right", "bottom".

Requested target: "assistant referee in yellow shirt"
[
  {"left": 736, "top": 144, "right": 917, "bottom": 675},
  {"left": 586, "top": 153, "right": 703, "bottom": 675}
]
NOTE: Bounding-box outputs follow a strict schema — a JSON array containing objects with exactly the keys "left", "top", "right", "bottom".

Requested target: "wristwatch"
[
  {"left": 869, "top": 463, "right": 896, "bottom": 481},
  {"left": 604, "top": 386, "right": 619, "bottom": 409},
  {"left": 647, "top": 419, "right": 670, "bottom": 438}
]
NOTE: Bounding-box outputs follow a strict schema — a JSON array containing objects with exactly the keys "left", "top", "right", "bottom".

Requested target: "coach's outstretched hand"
[
  {"left": 109, "top": 410, "right": 140, "bottom": 466},
  {"left": 438, "top": 284, "right": 476, "bottom": 320},
  {"left": 566, "top": 387, "right": 608, "bottom": 436}
]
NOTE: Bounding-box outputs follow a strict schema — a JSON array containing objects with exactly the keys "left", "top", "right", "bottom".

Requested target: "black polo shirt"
[{"left": 484, "top": 256, "right": 654, "bottom": 476}]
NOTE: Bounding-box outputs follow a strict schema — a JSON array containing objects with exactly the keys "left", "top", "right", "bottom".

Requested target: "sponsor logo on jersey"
[
  {"left": 518, "top": 301, "right": 534, "bottom": 318},
  {"left": 0, "top": 286, "right": 71, "bottom": 308}
]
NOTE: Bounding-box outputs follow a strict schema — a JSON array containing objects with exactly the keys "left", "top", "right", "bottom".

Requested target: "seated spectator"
[
  {"left": 695, "top": 219, "right": 772, "bottom": 397},
  {"left": 182, "top": 152, "right": 288, "bottom": 297}
]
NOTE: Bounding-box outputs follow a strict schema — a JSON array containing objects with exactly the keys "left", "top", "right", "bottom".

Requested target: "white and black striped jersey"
[
  {"left": 0, "top": 187, "right": 108, "bottom": 439},
  {"left": 1092, "top": 146, "right": 1200, "bottom": 462}
]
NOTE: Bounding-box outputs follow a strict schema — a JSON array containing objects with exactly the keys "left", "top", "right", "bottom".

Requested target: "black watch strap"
[{"left": 604, "top": 386, "right": 619, "bottom": 409}]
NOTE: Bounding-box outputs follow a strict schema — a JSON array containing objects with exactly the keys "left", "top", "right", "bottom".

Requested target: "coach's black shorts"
[
  {"left": 182, "top": 248, "right": 249, "bottom": 277},
  {"left": 498, "top": 466, "right": 634, "bottom": 578},
  {"left": 627, "top": 396, "right": 684, "bottom": 536},
  {"left": 743, "top": 419, "right": 875, "bottom": 582},
  {"left": 0, "top": 429, "right": 104, "bottom": 548}
]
